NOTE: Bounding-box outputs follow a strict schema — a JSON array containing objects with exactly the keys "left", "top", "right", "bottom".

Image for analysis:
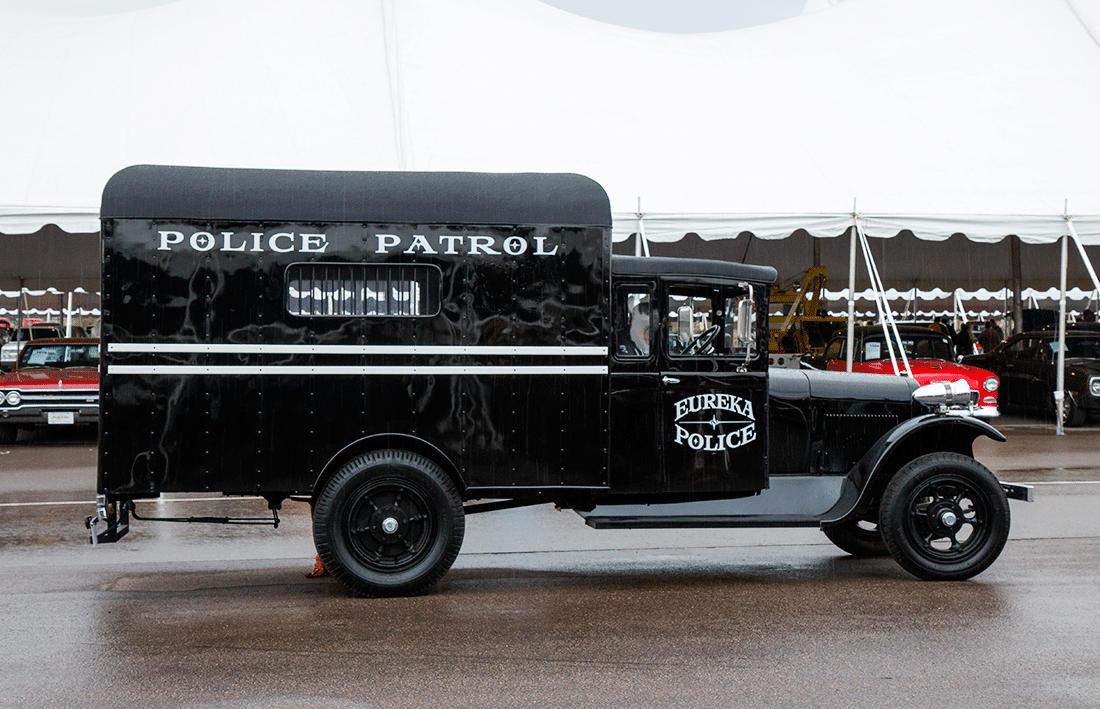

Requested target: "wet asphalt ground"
[{"left": 0, "top": 414, "right": 1098, "bottom": 709}]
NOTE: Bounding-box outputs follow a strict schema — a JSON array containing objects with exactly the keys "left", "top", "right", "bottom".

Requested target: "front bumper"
[{"left": 0, "top": 394, "right": 98, "bottom": 427}]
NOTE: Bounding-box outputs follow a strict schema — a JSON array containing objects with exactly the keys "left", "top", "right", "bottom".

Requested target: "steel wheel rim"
[
  {"left": 904, "top": 473, "right": 992, "bottom": 564},
  {"left": 343, "top": 478, "right": 436, "bottom": 573}
]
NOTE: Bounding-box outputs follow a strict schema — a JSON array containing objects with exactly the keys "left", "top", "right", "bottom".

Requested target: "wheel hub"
[
  {"left": 369, "top": 505, "right": 410, "bottom": 542},
  {"left": 927, "top": 501, "right": 964, "bottom": 535}
]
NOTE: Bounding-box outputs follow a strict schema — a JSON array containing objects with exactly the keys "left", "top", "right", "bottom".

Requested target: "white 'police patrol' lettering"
[
  {"left": 158, "top": 230, "right": 329, "bottom": 254},
  {"left": 373, "top": 233, "right": 559, "bottom": 257},
  {"left": 155, "top": 229, "right": 557, "bottom": 257}
]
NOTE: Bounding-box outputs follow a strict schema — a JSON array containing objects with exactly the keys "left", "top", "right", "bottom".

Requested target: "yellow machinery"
[{"left": 768, "top": 266, "right": 846, "bottom": 356}]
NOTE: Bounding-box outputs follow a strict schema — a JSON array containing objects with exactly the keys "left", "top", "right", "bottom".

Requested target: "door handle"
[{"left": 662, "top": 376, "right": 680, "bottom": 384}]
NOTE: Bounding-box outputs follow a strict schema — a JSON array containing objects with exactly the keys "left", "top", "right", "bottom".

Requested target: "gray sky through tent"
[{"left": 537, "top": 0, "right": 819, "bottom": 33}]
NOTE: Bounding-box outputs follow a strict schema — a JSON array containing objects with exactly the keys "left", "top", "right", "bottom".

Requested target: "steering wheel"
[{"left": 683, "top": 324, "right": 720, "bottom": 356}]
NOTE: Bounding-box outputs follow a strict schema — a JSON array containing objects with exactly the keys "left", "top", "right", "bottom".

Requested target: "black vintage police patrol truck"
[{"left": 87, "top": 165, "right": 1032, "bottom": 596}]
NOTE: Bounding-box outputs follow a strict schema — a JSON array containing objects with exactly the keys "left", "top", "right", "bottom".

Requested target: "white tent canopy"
[{"left": 3, "top": 0, "right": 1100, "bottom": 246}]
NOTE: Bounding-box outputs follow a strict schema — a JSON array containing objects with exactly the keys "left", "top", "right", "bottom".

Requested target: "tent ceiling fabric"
[
  {"left": 0, "top": 228, "right": 100, "bottom": 292},
  {"left": 2, "top": 0, "right": 1100, "bottom": 246}
]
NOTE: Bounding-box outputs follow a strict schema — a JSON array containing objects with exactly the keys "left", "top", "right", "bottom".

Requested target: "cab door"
[
  {"left": 659, "top": 283, "right": 768, "bottom": 494},
  {"left": 608, "top": 282, "right": 663, "bottom": 493}
]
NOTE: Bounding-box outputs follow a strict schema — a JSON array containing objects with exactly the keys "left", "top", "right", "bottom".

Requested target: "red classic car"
[
  {"left": 0, "top": 338, "right": 99, "bottom": 444},
  {"left": 813, "top": 325, "right": 1000, "bottom": 417}
]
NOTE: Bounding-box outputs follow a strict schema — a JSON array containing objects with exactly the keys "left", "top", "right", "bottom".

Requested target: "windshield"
[
  {"left": 19, "top": 343, "right": 100, "bottom": 369},
  {"left": 1046, "top": 337, "right": 1100, "bottom": 359},
  {"left": 862, "top": 334, "right": 953, "bottom": 362}
]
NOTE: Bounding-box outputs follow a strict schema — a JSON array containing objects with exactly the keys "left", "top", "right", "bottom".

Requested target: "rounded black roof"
[
  {"left": 612, "top": 255, "right": 777, "bottom": 285},
  {"left": 101, "top": 165, "right": 612, "bottom": 228}
]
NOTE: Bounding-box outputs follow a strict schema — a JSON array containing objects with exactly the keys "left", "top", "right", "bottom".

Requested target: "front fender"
[{"left": 822, "top": 414, "right": 1005, "bottom": 525}]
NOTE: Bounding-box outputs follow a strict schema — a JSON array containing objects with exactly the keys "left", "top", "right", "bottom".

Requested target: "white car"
[{"left": 0, "top": 326, "right": 63, "bottom": 372}]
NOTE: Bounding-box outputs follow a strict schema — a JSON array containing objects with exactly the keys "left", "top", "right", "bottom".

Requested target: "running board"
[
  {"left": 578, "top": 476, "right": 849, "bottom": 530},
  {"left": 584, "top": 514, "right": 826, "bottom": 530}
]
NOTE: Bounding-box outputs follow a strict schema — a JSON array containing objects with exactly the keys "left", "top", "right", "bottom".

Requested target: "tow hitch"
[
  {"left": 85, "top": 494, "right": 130, "bottom": 545},
  {"left": 85, "top": 494, "right": 284, "bottom": 545}
]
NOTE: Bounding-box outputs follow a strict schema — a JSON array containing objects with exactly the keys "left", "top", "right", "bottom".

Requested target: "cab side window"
[
  {"left": 667, "top": 285, "right": 756, "bottom": 359},
  {"left": 668, "top": 291, "right": 716, "bottom": 357},
  {"left": 615, "top": 286, "right": 653, "bottom": 359}
]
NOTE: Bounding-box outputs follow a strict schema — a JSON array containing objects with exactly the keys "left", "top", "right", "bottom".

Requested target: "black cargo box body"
[{"left": 99, "top": 166, "right": 611, "bottom": 499}]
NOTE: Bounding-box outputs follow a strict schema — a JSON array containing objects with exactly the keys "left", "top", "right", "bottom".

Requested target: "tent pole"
[
  {"left": 954, "top": 289, "right": 964, "bottom": 337},
  {"left": 1055, "top": 234, "right": 1068, "bottom": 435},
  {"left": 381, "top": 0, "right": 410, "bottom": 170},
  {"left": 16, "top": 278, "right": 24, "bottom": 338},
  {"left": 635, "top": 198, "right": 650, "bottom": 258},
  {"left": 846, "top": 224, "right": 857, "bottom": 372},
  {"left": 1010, "top": 235, "right": 1023, "bottom": 335}
]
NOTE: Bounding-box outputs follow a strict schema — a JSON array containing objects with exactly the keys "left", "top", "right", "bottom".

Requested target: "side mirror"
[
  {"left": 677, "top": 306, "right": 694, "bottom": 345},
  {"left": 736, "top": 297, "right": 754, "bottom": 348}
]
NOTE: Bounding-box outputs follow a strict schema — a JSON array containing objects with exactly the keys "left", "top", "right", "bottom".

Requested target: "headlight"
[
  {"left": 983, "top": 377, "right": 999, "bottom": 392},
  {"left": 4, "top": 390, "right": 20, "bottom": 406},
  {"left": 1090, "top": 377, "right": 1100, "bottom": 397},
  {"left": 914, "top": 379, "right": 973, "bottom": 410}
]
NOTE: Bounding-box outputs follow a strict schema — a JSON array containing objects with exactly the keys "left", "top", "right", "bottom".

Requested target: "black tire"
[
  {"left": 313, "top": 449, "right": 464, "bottom": 597},
  {"left": 0, "top": 424, "right": 16, "bottom": 445},
  {"left": 880, "top": 453, "right": 1010, "bottom": 581},
  {"left": 822, "top": 515, "right": 889, "bottom": 557},
  {"left": 1062, "top": 393, "right": 1086, "bottom": 427}
]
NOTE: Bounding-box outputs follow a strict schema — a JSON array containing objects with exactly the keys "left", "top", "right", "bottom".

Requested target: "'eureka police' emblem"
[{"left": 673, "top": 393, "right": 756, "bottom": 452}]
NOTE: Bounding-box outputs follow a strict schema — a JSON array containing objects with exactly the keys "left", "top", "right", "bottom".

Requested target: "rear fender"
[
  {"left": 822, "top": 414, "right": 1005, "bottom": 525},
  {"left": 312, "top": 434, "right": 465, "bottom": 504}
]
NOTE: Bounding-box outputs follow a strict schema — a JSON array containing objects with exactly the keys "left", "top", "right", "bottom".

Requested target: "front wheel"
[
  {"left": 879, "top": 453, "right": 1010, "bottom": 581},
  {"left": 313, "top": 449, "right": 464, "bottom": 597}
]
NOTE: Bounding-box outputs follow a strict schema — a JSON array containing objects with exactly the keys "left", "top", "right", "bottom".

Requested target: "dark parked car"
[{"left": 963, "top": 331, "right": 1100, "bottom": 425}]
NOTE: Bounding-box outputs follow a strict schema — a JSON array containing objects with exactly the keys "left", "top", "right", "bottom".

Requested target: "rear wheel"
[
  {"left": 880, "top": 453, "right": 1010, "bottom": 581},
  {"left": 822, "top": 514, "right": 889, "bottom": 557},
  {"left": 313, "top": 449, "right": 464, "bottom": 597}
]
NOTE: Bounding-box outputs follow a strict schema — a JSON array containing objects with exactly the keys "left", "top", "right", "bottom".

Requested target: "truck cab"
[{"left": 607, "top": 256, "right": 771, "bottom": 501}]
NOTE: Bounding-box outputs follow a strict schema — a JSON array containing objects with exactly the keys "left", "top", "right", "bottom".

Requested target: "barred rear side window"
[{"left": 286, "top": 263, "right": 441, "bottom": 317}]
